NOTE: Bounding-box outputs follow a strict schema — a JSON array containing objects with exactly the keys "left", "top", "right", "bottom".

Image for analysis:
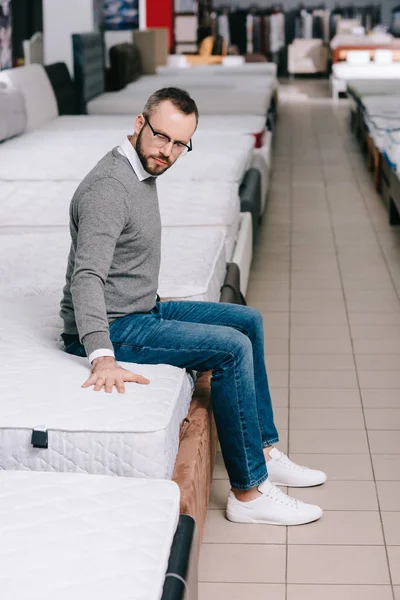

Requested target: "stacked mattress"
[
  {"left": 0, "top": 224, "right": 226, "bottom": 478},
  {"left": 0, "top": 56, "right": 267, "bottom": 490},
  {"left": 0, "top": 472, "right": 181, "bottom": 600}
]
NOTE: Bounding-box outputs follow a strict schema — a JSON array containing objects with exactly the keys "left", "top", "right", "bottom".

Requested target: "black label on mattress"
[{"left": 31, "top": 429, "right": 48, "bottom": 449}]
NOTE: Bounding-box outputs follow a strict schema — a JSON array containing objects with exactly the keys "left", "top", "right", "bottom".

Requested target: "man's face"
[{"left": 134, "top": 100, "right": 197, "bottom": 176}]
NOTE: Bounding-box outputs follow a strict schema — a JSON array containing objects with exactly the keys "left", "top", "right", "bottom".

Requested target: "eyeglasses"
[{"left": 144, "top": 115, "right": 192, "bottom": 156}]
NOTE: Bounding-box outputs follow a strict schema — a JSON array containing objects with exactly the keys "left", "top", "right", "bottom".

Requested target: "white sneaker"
[
  {"left": 226, "top": 479, "right": 323, "bottom": 526},
  {"left": 267, "top": 448, "right": 327, "bottom": 487}
]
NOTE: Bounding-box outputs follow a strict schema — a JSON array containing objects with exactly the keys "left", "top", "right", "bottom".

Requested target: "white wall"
[{"left": 43, "top": 0, "right": 95, "bottom": 75}]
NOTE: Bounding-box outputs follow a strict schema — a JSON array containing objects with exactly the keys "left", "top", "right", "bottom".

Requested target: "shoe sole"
[
  {"left": 226, "top": 510, "right": 323, "bottom": 526},
  {"left": 269, "top": 479, "right": 327, "bottom": 488}
]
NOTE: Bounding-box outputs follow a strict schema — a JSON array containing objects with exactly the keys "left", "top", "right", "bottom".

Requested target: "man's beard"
[{"left": 136, "top": 129, "right": 172, "bottom": 176}]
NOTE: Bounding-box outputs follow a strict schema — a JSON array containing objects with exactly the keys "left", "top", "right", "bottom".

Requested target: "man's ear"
[{"left": 135, "top": 114, "right": 145, "bottom": 135}]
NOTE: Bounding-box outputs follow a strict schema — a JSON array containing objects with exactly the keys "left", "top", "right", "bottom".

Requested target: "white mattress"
[
  {"left": 0, "top": 129, "right": 121, "bottom": 181},
  {"left": 0, "top": 292, "right": 193, "bottom": 478},
  {"left": 157, "top": 62, "right": 277, "bottom": 77},
  {"left": 162, "top": 133, "right": 255, "bottom": 184},
  {"left": 0, "top": 180, "right": 77, "bottom": 227},
  {"left": 159, "top": 227, "right": 227, "bottom": 302},
  {"left": 333, "top": 63, "right": 400, "bottom": 81},
  {"left": 232, "top": 212, "right": 253, "bottom": 296},
  {"left": 42, "top": 114, "right": 266, "bottom": 137},
  {"left": 365, "top": 115, "right": 400, "bottom": 151},
  {"left": 157, "top": 179, "right": 240, "bottom": 260},
  {"left": 88, "top": 86, "right": 271, "bottom": 116},
  {"left": 362, "top": 95, "right": 400, "bottom": 118},
  {"left": 348, "top": 80, "right": 400, "bottom": 99},
  {"left": 0, "top": 228, "right": 226, "bottom": 303},
  {"left": 0, "top": 471, "right": 180, "bottom": 600},
  {"left": 0, "top": 180, "right": 240, "bottom": 257},
  {"left": 0, "top": 129, "right": 254, "bottom": 182}
]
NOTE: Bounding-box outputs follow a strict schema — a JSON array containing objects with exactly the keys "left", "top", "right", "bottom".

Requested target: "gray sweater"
[{"left": 60, "top": 148, "right": 161, "bottom": 357}]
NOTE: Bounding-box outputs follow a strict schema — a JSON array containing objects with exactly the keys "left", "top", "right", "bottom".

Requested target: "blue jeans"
[{"left": 64, "top": 301, "right": 279, "bottom": 490}]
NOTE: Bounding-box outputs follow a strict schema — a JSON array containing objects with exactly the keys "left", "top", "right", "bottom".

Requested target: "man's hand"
[{"left": 82, "top": 356, "right": 150, "bottom": 393}]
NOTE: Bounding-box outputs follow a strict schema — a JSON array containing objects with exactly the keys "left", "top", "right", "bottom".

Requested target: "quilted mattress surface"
[
  {"left": 0, "top": 292, "right": 193, "bottom": 478},
  {"left": 0, "top": 471, "right": 180, "bottom": 600},
  {"left": 157, "top": 179, "right": 240, "bottom": 260}
]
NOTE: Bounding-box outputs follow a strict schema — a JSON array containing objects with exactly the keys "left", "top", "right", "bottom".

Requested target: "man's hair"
[{"left": 143, "top": 87, "right": 199, "bottom": 125}]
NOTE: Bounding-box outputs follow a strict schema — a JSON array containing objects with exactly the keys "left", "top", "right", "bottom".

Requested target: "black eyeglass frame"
[{"left": 143, "top": 115, "right": 193, "bottom": 154}]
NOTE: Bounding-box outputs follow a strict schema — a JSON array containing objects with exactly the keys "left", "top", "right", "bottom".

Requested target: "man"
[{"left": 61, "top": 87, "right": 326, "bottom": 526}]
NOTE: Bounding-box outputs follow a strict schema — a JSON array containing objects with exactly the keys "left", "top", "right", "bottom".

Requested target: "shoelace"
[
  {"left": 274, "top": 451, "right": 308, "bottom": 472},
  {"left": 268, "top": 485, "right": 298, "bottom": 510}
]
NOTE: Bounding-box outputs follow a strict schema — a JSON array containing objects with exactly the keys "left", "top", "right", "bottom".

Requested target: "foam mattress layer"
[
  {"left": 0, "top": 471, "right": 180, "bottom": 600},
  {"left": 157, "top": 179, "right": 240, "bottom": 261},
  {"left": 0, "top": 227, "right": 226, "bottom": 303},
  {"left": 0, "top": 129, "right": 254, "bottom": 182}
]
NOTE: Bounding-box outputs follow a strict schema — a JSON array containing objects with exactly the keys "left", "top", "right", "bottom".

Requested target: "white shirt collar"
[{"left": 118, "top": 136, "right": 153, "bottom": 181}]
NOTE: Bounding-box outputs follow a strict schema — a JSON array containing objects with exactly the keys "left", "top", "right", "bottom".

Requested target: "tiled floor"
[{"left": 198, "top": 80, "right": 400, "bottom": 599}]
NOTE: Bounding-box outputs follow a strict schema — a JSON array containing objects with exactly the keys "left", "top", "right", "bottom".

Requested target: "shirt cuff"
[{"left": 88, "top": 348, "right": 116, "bottom": 364}]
